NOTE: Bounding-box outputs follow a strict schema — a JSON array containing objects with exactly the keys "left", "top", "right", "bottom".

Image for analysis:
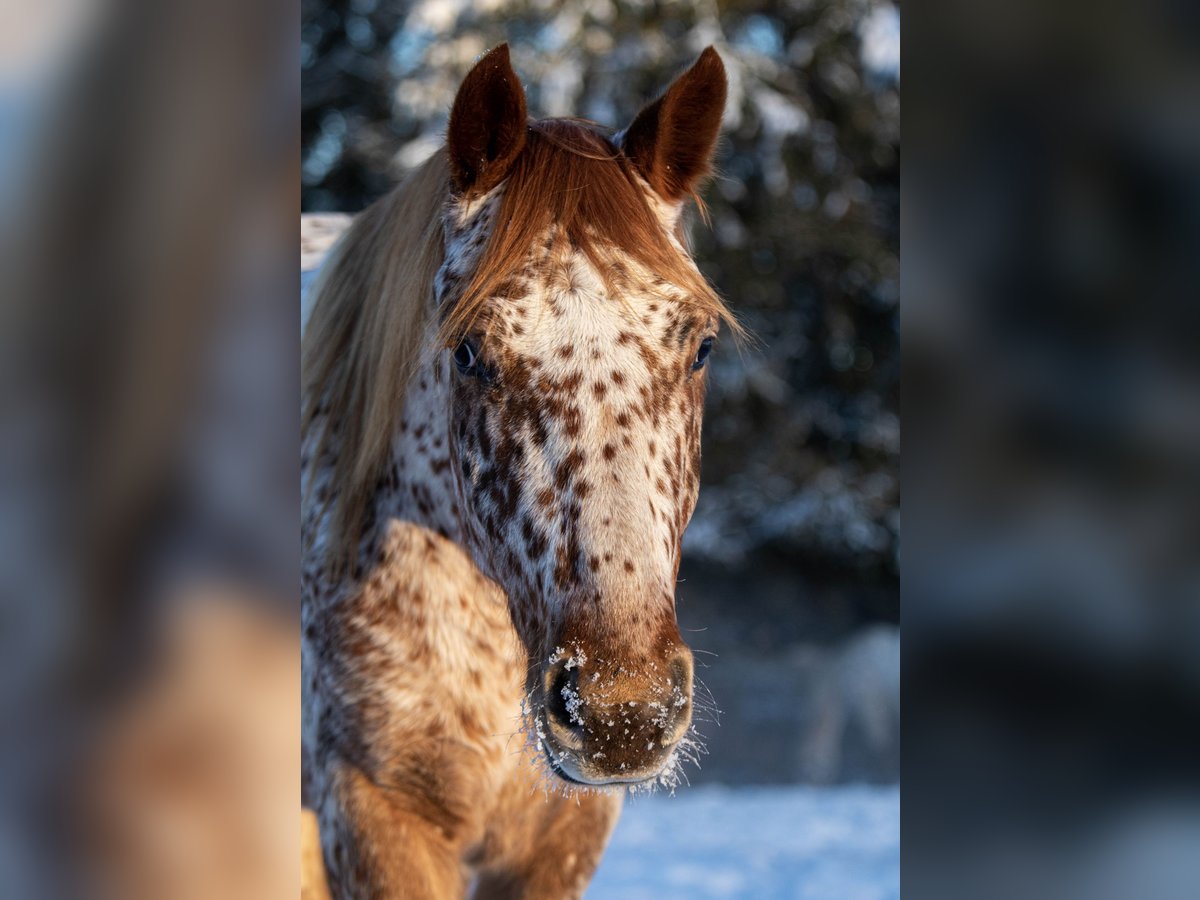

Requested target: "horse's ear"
[
  {"left": 447, "top": 44, "right": 528, "bottom": 196},
  {"left": 621, "top": 46, "right": 727, "bottom": 203}
]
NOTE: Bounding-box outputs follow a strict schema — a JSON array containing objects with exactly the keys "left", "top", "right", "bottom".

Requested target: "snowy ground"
[{"left": 587, "top": 784, "right": 899, "bottom": 900}]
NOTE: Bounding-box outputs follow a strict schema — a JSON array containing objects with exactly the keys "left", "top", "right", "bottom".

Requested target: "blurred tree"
[{"left": 302, "top": 0, "right": 899, "bottom": 595}]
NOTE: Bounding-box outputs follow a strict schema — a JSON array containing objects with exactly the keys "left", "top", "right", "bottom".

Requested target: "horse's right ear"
[
  {"left": 620, "top": 47, "right": 727, "bottom": 204},
  {"left": 447, "top": 44, "right": 528, "bottom": 197}
]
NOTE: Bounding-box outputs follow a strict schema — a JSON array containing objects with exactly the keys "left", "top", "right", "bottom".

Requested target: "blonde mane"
[{"left": 303, "top": 119, "right": 740, "bottom": 570}]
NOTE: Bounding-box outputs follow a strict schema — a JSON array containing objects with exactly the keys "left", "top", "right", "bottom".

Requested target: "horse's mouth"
[{"left": 542, "top": 745, "right": 659, "bottom": 788}]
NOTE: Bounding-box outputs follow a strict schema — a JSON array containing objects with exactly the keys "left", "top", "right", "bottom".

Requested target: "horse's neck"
[{"left": 375, "top": 342, "right": 461, "bottom": 544}]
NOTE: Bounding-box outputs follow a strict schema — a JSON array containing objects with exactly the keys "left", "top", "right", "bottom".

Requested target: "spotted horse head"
[{"left": 438, "top": 44, "right": 735, "bottom": 788}]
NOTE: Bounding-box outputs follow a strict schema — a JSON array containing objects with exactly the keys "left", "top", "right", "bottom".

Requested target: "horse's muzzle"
[{"left": 536, "top": 646, "right": 694, "bottom": 785}]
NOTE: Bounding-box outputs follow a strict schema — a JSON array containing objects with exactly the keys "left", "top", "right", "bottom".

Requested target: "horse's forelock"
[{"left": 438, "top": 118, "right": 741, "bottom": 349}]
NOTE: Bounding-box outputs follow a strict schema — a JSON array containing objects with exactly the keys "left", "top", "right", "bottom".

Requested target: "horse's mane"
[{"left": 302, "top": 118, "right": 739, "bottom": 570}]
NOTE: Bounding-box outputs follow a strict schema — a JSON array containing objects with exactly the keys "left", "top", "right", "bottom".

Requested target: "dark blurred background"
[
  {"left": 302, "top": 0, "right": 902, "bottom": 788},
  {"left": 2, "top": 1, "right": 299, "bottom": 896},
  {"left": 904, "top": 0, "right": 1200, "bottom": 898}
]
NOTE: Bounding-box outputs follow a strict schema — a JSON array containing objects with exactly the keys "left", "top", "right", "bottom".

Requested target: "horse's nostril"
[
  {"left": 669, "top": 657, "right": 691, "bottom": 692},
  {"left": 668, "top": 650, "right": 694, "bottom": 696},
  {"left": 544, "top": 664, "right": 580, "bottom": 731},
  {"left": 663, "top": 651, "right": 695, "bottom": 742}
]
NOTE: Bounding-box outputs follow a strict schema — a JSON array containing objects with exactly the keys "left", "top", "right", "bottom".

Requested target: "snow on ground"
[{"left": 587, "top": 784, "right": 899, "bottom": 900}]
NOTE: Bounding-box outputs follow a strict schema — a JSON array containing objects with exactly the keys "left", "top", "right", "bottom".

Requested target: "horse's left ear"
[
  {"left": 447, "top": 43, "right": 528, "bottom": 196},
  {"left": 621, "top": 46, "right": 728, "bottom": 203}
]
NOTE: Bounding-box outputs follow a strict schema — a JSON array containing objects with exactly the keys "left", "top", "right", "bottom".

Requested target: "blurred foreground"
[
  {"left": 905, "top": 0, "right": 1200, "bottom": 897},
  {"left": 2, "top": 0, "right": 298, "bottom": 895}
]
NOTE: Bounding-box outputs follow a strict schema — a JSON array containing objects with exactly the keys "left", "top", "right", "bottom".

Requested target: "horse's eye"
[
  {"left": 692, "top": 337, "right": 714, "bottom": 371},
  {"left": 453, "top": 338, "right": 478, "bottom": 374}
]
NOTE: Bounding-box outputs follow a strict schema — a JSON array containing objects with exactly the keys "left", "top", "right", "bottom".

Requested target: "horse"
[{"left": 302, "top": 43, "right": 737, "bottom": 898}]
